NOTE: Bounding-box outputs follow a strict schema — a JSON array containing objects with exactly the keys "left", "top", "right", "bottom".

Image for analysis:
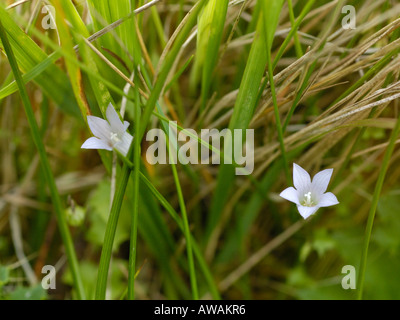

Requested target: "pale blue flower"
[
  {"left": 280, "top": 163, "right": 339, "bottom": 219},
  {"left": 81, "top": 103, "right": 133, "bottom": 156}
]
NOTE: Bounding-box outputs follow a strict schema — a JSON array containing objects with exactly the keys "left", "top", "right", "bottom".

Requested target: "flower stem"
[
  {"left": 127, "top": 80, "right": 141, "bottom": 300},
  {"left": 357, "top": 108, "right": 400, "bottom": 299},
  {"left": 95, "top": 163, "right": 131, "bottom": 299},
  {"left": 0, "top": 19, "right": 85, "bottom": 299}
]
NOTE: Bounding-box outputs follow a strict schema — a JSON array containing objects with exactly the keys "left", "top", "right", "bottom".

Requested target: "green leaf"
[{"left": 206, "top": 10, "right": 271, "bottom": 240}]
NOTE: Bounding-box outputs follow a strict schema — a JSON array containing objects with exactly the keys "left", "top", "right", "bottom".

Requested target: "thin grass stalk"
[
  {"left": 95, "top": 162, "right": 132, "bottom": 299},
  {"left": 357, "top": 105, "right": 400, "bottom": 300},
  {"left": 263, "top": 9, "right": 290, "bottom": 182},
  {"left": 287, "top": 0, "right": 303, "bottom": 58},
  {"left": 127, "top": 77, "right": 142, "bottom": 300}
]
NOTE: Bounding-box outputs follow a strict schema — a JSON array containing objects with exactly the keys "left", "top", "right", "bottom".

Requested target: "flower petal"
[
  {"left": 87, "top": 115, "right": 111, "bottom": 141},
  {"left": 114, "top": 132, "right": 133, "bottom": 156},
  {"left": 311, "top": 168, "right": 333, "bottom": 195},
  {"left": 81, "top": 137, "right": 112, "bottom": 151},
  {"left": 293, "top": 163, "right": 311, "bottom": 193},
  {"left": 297, "top": 205, "right": 320, "bottom": 219},
  {"left": 318, "top": 192, "right": 339, "bottom": 207},
  {"left": 106, "top": 103, "right": 125, "bottom": 134},
  {"left": 123, "top": 121, "right": 130, "bottom": 131},
  {"left": 279, "top": 187, "right": 300, "bottom": 205}
]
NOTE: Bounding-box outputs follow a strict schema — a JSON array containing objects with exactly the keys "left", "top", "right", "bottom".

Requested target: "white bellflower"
[
  {"left": 81, "top": 103, "right": 133, "bottom": 156},
  {"left": 280, "top": 163, "right": 339, "bottom": 219}
]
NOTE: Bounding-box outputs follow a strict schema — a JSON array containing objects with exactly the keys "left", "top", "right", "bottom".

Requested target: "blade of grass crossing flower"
[{"left": 0, "top": 18, "right": 85, "bottom": 300}]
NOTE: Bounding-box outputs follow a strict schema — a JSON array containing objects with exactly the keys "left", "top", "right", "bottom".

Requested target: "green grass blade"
[
  {"left": 205, "top": 5, "right": 279, "bottom": 241},
  {"left": 262, "top": 0, "right": 289, "bottom": 181},
  {"left": 0, "top": 5, "right": 81, "bottom": 117},
  {"left": 357, "top": 107, "right": 400, "bottom": 300},
  {"left": 0, "top": 17, "right": 85, "bottom": 300},
  {"left": 95, "top": 162, "right": 131, "bottom": 300},
  {"left": 190, "top": 0, "right": 229, "bottom": 112},
  {"left": 138, "top": 0, "right": 208, "bottom": 141},
  {"left": 127, "top": 76, "right": 141, "bottom": 300}
]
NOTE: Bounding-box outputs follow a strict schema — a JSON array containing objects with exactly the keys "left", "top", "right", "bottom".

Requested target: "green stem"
[
  {"left": 357, "top": 108, "right": 400, "bottom": 299},
  {"left": 287, "top": 0, "right": 303, "bottom": 58},
  {"left": 0, "top": 19, "right": 85, "bottom": 299},
  {"left": 166, "top": 141, "right": 199, "bottom": 300},
  {"left": 264, "top": 35, "right": 290, "bottom": 182},
  {"left": 95, "top": 163, "right": 131, "bottom": 299},
  {"left": 272, "top": 0, "right": 315, "bottom": 70},
  {"left": 127, "top": 81, "right": 141, "bottom": 300}
]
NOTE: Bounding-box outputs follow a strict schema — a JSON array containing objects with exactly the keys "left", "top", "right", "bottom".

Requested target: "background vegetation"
[{"left": 1, "top": 0, "right": 400, "bottom": 300}]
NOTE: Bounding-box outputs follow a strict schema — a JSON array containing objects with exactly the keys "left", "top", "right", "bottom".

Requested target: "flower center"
[
  {"left": 110, "top": 132, "right": 121, "bottom": 145},
  {"left": 301, "top": 191, "right": 315, "bottom": 207}
]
